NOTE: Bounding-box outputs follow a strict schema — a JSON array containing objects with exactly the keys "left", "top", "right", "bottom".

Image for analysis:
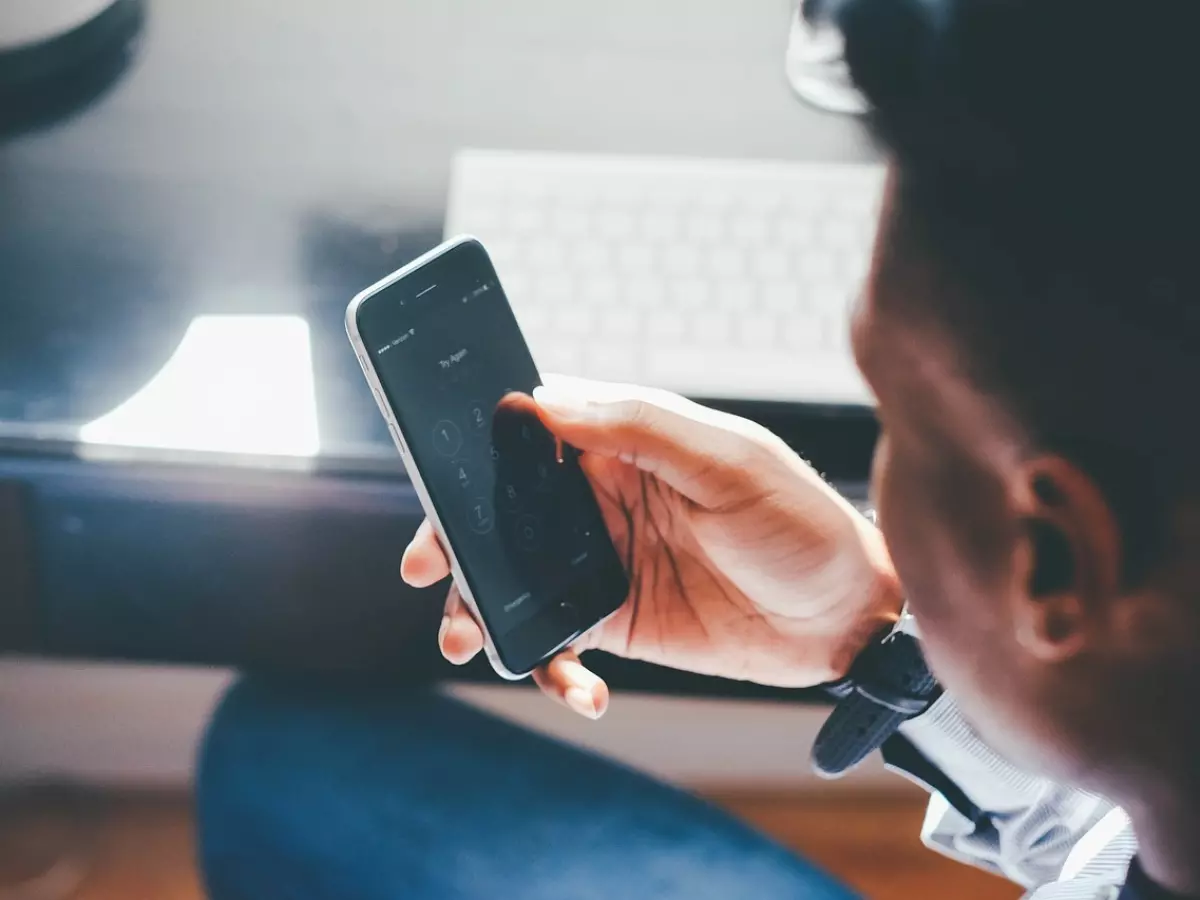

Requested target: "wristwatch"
[{"left": 810, "top": 606, "right": 942, "bottom": 777}]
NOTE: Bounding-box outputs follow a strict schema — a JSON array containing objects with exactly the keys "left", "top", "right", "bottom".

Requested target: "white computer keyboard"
[{"left": 446, "top": 149, "right": 885, "bottom": 405}]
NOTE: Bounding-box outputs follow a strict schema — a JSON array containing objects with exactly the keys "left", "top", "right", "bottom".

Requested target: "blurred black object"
[
  {"left": 0, "top": 0, "right": 144, "bottom": 136},
  {"left": 0, "top": 2, "right": 182, "bottom": 432}
]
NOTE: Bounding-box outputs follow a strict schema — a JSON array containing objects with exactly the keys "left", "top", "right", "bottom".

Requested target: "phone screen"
[{"left": 353, "top": 239, "right": 628, "bottom": 674}]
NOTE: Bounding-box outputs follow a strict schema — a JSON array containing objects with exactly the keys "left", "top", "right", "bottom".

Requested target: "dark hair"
[{"left": 837, "top": 0, "right": 1200, "bottom": 581}]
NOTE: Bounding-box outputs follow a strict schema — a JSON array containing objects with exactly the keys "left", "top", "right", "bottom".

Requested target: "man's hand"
[{"left": 401, "top": 376, "right": 902, "bottom": 719}]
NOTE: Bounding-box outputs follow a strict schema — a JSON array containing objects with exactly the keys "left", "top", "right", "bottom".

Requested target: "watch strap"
[{"left": 811, "top": 627, "right": 941, "bottom": 778}]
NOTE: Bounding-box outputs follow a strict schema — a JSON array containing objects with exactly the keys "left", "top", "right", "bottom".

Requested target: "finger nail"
[
  {"left": 437, "top": 615, "right": 450, "bottom": 647},
  {"left": 533, "top": 385, "right": 590, "bottom": 419},
  {"left": 565, "top": 686, "right": 599, "bottom": 719}
]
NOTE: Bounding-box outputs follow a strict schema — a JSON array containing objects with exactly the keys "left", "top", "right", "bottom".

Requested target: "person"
[{"left": 196, "top": 0, "right": 1200, "bottom": 897}]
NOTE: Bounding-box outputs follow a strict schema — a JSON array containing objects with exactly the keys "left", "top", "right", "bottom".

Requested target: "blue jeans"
[{"left": 197, "top": 678, "right": 858, "bottom": 900}]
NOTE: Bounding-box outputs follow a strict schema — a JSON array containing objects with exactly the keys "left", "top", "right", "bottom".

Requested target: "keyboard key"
[
  {"left": 587, "top": 345, "right": 641, "bottom": 380},
  {"left": 822, "top": 314, "right": 852, "bottom": 355},
  {"left": 739, "top": 190, "right": 783, "bottom": 214},
  {"left": 555, "top": 306, "right": 594, "bottom": 335},
  {"left": 511, "top": 207, "right": 545, "bottom": 233},
  {"left": 692, "top": 312, "right": 731, "bottom": 345},
  {"left": 822, "top": 218, "right": 860, "bottom": 251},
  {"left": 602, "top": 308, "right": 640, "bottom": 338},
  {"left": 550, "top": 208, "right": 590, "bottom": 236},
  {"left": 663, "top": 243, "right": 702, "bottom": 276},
  {"left": 754, "top": 247, "right": 791, "bottom": 279},
  {"left": 738, "top": 313, "right": 777, "bottom": 347},
  {"left": 643, "top": 181, "right": 692, "bottom": 207},
  {"left": 648, "top": 311, "right": 684, "bottom": 340},
  {"left": 693, "top": 184, "right": 736, "bottom": 211},
  {"left": 797, "top": 252, "right": 837, "bottom": 282},
  {"left": 778, "top": 217, "right": 813, "bottom": 246},
  {"left": 580, "top": 275, "right": 620, "bottom": 307},
  {"left": 810, "top": 283, "right": 850, "bottom": 315},
  {"left": 598, "top": 174, "right": 647, "bottom": 205},
  {"left": 685, "top": 214, "right": 723, "bottom": 242},
  {"left": 708, "top": 246, "right": 745, "bottom": 278},
  {"left": 731, "top": 213, "right": 771, "bottom": 244},
  {"left": 713, "top": 278, "right": 754, "bottom": 310},
  {"left": 784, "top": 316, "right": 826, "bottom": 350},
  {"left": 510, "top": 174, "right": 553, "bottom": 202},
  {"left": 596, "top": 209, "right": 637, "bottom": 239},
  {"left": 847, "top": 238, "right": 875, "bottom": 268},
  {"left": 762, "top": 280, "right": 800, "bottom": 313},
  {"left": 573, "top": 242, "right": 609, "bottom": 271},
  {"left": 531, "top": 273, "right": 573, "bottom": 308},
  {"left": 536, "top": 342, "right": 585, "bottom": 376},
  {"left": 617, "top": 243, "right": 655, "bottom": 273},
  {"left": 642, "top": 210, "right": 679, "bottom": 240},
  {"left": 625, "top": 276, "right": 668, "bottom": 309},
  {"left": 670, "top": 277, "right": 711, "bottom": 309},
  {"left": 527, "top": 237, "right": 565, "bottom": 269}
]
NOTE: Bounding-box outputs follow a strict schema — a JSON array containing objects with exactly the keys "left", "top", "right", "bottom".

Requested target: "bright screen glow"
[{"left": 79, "top": 315, "right": 320, "bottom": 457}]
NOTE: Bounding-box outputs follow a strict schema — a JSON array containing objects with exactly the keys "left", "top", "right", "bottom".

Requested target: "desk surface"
[
  {"left": 1, "top": 0, "right": 877, "bottom": 471},
  {"left": 0, "top": 0, "right": 883, "bottom": 685}
]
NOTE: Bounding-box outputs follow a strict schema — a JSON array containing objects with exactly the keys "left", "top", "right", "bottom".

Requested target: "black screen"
[{"left": 355, "top": 239, "right": 626, "bottom": 673}]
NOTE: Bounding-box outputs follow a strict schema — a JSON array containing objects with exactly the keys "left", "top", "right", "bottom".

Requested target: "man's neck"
[{"left": 1125, "top": 778, "right": 1200, "bottom": 897}]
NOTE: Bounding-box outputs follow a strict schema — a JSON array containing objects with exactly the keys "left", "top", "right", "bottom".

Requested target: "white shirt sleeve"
[{"left": 890, "top": 694, "right": 1138, "bottom": 899}]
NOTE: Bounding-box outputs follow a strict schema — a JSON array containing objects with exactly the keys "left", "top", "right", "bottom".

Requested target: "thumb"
[{"left": 531, "top": 376, "right": 767, "bottom": 508}]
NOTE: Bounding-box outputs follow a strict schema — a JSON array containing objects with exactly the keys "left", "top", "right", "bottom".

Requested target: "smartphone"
[{"left": 346, "top": 236, "right": 629, "bottom": 679}]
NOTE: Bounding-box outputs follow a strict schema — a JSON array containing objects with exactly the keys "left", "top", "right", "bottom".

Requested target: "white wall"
[{"left": 0, "top": 659, "right": 899, "bottom": 791}]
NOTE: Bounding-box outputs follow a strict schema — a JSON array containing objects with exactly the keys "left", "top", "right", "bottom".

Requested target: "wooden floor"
[
  {"left": 707, "top": 790, "right": 1018, "bottom": 900},
  {"left": 0, "top": 785, "right": 1018, "bottom": 900}
]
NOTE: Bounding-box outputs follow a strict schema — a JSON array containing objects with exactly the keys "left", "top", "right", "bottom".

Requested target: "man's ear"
[{"left": 1010, "top": 457, "right": 1123, "bottom": 662}]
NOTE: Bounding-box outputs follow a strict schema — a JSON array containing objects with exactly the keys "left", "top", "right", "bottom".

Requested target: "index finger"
[
  {"left": 532, "top": 648, "right": 609, "bottom": 720},
  {"left": 400, "top": 518, "right": 452, "bottom": 587},
  {"left": 530, "top": 375, "right": 770, "bottom": 508}
]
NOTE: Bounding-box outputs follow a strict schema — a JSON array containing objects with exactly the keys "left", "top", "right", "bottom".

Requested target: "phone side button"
[{"left": 388, "top": 423, "right": 408, "bottom": 456}]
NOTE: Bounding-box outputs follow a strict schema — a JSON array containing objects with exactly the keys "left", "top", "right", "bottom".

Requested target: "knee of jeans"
[
  {"left": 197, "top": 679, "right": 452, "bottom": 895},
  {"left": 198, "top": 677, "right": 297, "bottom": 802},
  {"left": 200, "top": 678, "right": 438, "bottom": 789},
  {"left": 197, "top": 678, "right": 306, "bottom": 842},
  {"left": 198, "top": 679, "right": 439, "bottom": 838}
]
